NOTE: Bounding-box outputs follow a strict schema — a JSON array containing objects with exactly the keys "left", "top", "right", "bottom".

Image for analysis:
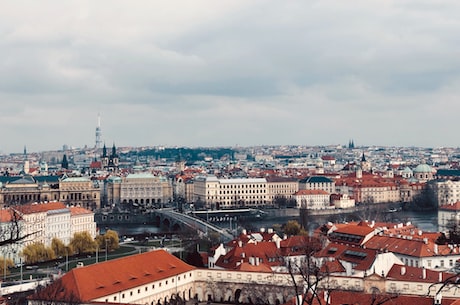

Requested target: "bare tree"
[
  {"left": 0, "top": 208, "right": 38, "bottom": 247},
  {"left": 31, "top": 278, "right": 81, "bottom": 305}
]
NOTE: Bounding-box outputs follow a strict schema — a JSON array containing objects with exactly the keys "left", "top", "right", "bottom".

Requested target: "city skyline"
[{"left": 1, "top": 1, "right": 460, "bottom": 154}]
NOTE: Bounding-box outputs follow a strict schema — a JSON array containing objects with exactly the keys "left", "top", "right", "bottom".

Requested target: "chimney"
[
  {"left": 268, "top": 228, "right": 273, "bottom": 234},
  {"left": 242, "top": 229, "right": 247, "bottom": 235},
  {"left": 401, "top": 266, "right": 406, "bottom": 276},
  {"left": 276, "top": 239, "right": 281, "bottom": 249},
  {"left": 238, "top": 240, "right": 243, "bottom": 247},
  {"left": 260, "top": 227, "right": 265, "bottom": 233},
  {"left": 434, "top": 244, "right": 438, "bottom": 255},
  {"left": 241, "top": 252, "right": 245, "bottom": 258},
  {"left": 422, "top": 267, "right": 426, "bottom": 279},
  {"left": 439, "top": 272, "right": 443, "bottom": 283}
]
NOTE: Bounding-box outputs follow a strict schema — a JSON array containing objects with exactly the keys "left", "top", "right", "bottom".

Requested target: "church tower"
[{"left": 361, "top": 151, "right": 371, "bottom": 172}]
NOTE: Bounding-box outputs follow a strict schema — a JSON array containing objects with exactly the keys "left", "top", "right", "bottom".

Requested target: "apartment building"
[
  {"left": 265, "top": 176, "right": 298, "bottom": 204},
  {"left": 430, "top": 179, "right": 460, "bottom": 206},
  {"left": 293, "top": 189, "right": 331, "bottom": 209},
  {"left": 193, "top": 176, "right": 268, "bottom": 208},
  {"left": 438, "top": 201, "right": 460, "bottom": 233},
  {"left": 299, "top": 176, "right": 335, "bottom": 194},
  {"left": 5, "top": 202, "right": 97, "bottom": 263}
]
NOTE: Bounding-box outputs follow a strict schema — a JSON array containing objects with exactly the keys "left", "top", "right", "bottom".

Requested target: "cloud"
[{"left": 0, "top": 1, "right": 459, "bottom": 153}]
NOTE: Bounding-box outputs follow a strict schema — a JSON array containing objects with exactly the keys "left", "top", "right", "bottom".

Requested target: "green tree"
[
  {"left": 284, "top": 220, "right": 302, "bottom": 236},
  {"left": 0, "top": 257, "right": 14, "bottom": 276},
  {"left": 51, "top": 238, "right": 67, "bottom": 258},
  {"left": 70, "top": 232, "right": 97, "bottom": 255},
  {"left": 21, "top": 242, "right": 55, "bottom": 264},
  {"left": 95, "top": 230, "right": 120, "bottom": 252}
]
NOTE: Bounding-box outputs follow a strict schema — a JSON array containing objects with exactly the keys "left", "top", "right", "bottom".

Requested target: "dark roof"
[
  {"left": 436, "top": 169, "right": 460, "bottom": 177},
  {"left": 34, "top": 175, "right": 60, "bottom": 184},
  {"left": 300, "top": 176, "right": 333, "bottom": 183}
]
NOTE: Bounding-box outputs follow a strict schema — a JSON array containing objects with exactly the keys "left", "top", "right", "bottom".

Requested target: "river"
[{"left": 100, "top": 208, "right": 439, "bottom": 238}]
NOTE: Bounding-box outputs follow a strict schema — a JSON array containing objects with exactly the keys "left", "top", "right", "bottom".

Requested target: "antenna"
[{"left": 95, "top": 113, "right": 102, "bottom": 149}]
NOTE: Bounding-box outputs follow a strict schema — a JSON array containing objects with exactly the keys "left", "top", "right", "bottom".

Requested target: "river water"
[{"left": 101, "top": 209, "right": 439, "bottom": 238}]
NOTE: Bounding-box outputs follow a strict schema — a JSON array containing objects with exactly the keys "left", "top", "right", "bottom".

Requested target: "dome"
[
  {"left": 402, "top": 167, "right": 413, "bottom": 173},
  {"left": 413, "top": 163, "right": 432, "bottom": 173}
]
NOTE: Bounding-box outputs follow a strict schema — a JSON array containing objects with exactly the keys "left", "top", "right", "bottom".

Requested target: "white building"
[
  {"left": 5, "top": 202, "right": 97, "bottom": 263},
  {"left": 438, "top": 202, "right": 460, "bottom": 233},
  {"left": 70, "top": 206, "right": 98, "bottom": 239},
  {"left": 293, "top": 189, "right": 331, "bottom": 209},
  {"left": 193, "top": 176, "right": 268, "bottom": 208}
]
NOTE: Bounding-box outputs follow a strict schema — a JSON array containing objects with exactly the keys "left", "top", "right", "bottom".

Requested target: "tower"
[{"left": 95, "top": 114, "right": 102, "bottom": 150}]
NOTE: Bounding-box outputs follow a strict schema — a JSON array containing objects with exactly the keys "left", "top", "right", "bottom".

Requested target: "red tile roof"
[
  {"left": 439, "top": 202, "right": 460, "bottom": 211},
  {"left": 315, "top": 243, "right": 377, "bottom": 271},
  {"left": 0, "top": 209, "right": 15, "bottom": 222},
  {"left": 216, "top": 242, "right": 281, "bottom": 270},
  {"left": 386, "top": 264, "right": 451, "bottom": 283},
  {"left": 30, "top": 250, "right": 195, "bottom": 302},
  {"left": 69, "top": 206, "right": 93, "bottom": 216},
  {"left": 234, "top": 262, "right": 272, "bottom": 273},
  {"left": 15, "top": 202, "right": 66, "bottom": 214}
]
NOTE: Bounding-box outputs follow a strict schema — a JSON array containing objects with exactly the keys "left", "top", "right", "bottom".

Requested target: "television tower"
[{"left": 95, "top": 114, "right": 102, "bottom": 149}]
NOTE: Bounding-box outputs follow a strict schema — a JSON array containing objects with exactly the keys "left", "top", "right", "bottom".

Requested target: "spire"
[
  {"left": 102, "top": 143, "right": 107, "bottom": 158},
  {"left": 111, "top": 143, "right": 117, "bottom": 157},
  {"left": 361, "top": 151, "right": 366, "bottom": 162}
]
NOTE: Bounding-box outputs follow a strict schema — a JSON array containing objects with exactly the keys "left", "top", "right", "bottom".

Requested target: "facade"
[
  {"left": 330, "top": 193, "right": 355, "bottom": 209},
  {"left": 438, "top": 202, "right": 460, "bottom": 233},
  {"left": 58, "top": 177, "right": 101, "bottom": 210},
  {"left": 293, "top": 189, "right": 331, "bottom": 209},
  {"left": 430, "top": 179, "right": 460, "bottom": 206},
  {"left": 69, "top": 206, "right": 98, "bottom": 239},
  {"left": 265, "top": 176, "right": 298, "bottom": 204},
  {"left": 104, "top": 174, "right": 173, "bottom": 209},
  {"left": 335, "top": 174, "right": 400, "bottom": 204},
  {"left": 0, "top": 175, "right": 100, "bottom": 210},
  {"left": 193, "top": 176, "right": 268, "bottom": 209},
  {"left": 299, "top": 176, "right": 335, "bottom": 194}
]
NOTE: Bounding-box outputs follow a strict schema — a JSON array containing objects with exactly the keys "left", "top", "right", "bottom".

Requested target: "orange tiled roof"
[
  {"left": 234, "top": 262, "right": 272, "bottom": 273},
  {"left": 439, "top": 202, "right": 460, "bottom": 211},
  {"left": 315, "top": 243, "right": 377, "bottom": 271},
  {"left": 364, "top": 234, "right": 458, "bottom": 257},
  {"left": 15, "top": 202, "right": 66, "bottom": 214},
  {"left": 30, "top": 250, "right": 195, "bottom": 302},
  {"left": 0, "top": 209, "right": 15, "bottom": 222},
  {"left": 387, "top": 264, "right": 451, "bottom": 283},
  {"left": 69, "top": 206, "right": 93, "bottom": 216},
  {"left": 216, "top": 242, "right": 281, "bottom": 270}
]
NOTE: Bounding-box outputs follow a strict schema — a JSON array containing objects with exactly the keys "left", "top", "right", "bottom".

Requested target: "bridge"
[{"left": 154, "top": 209, "right": 234, "bottom": 241}]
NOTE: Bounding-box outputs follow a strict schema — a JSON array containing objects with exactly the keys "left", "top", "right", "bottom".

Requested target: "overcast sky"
[{"left": 1, "top": 1, "right": 459, "bottom": 154}]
